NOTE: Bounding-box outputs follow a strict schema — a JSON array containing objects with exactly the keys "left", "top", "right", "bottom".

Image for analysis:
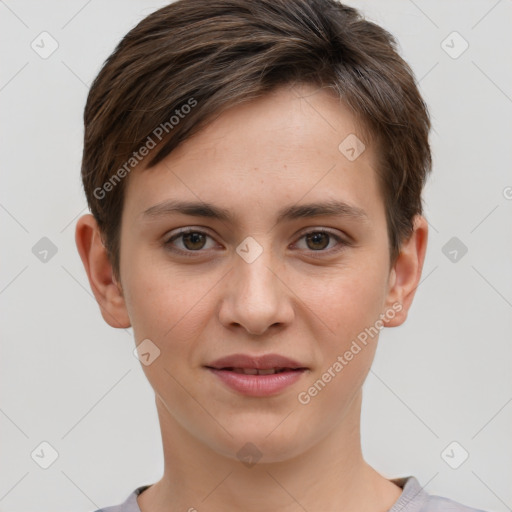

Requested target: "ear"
[
  {"left": 75, "top": 214, "right": 131, "bottom": 328},
  {"left": 382, "top": 215, "right": 428, "bottom": 327}
]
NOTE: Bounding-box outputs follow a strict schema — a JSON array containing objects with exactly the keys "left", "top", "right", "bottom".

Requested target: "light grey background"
[{"left": 1, "top": 0, "right": 511, "bottom": 510}]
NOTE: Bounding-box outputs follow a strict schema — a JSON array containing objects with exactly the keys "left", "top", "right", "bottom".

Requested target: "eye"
[
  {"left": 163, "top": 227, "right": 349, "bottom": 258},
  {"left": 164, "top": 228, "right": 218, "bottom": 255},
  {"left": 294, "top": 229, "right": 347, "bottom": 254}
]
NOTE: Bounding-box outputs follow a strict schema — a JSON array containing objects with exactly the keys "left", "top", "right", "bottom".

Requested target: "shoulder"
[
  {"left": 91, "top": 485, "right": 150, "bottom": 512},
  {"left": 390, "top": 476, "right": 489, "bottom": 512}
]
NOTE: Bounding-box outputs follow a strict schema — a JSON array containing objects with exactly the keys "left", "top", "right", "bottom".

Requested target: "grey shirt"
[{"left": 92, "top": 476, "right": 487, "bottom": 511}]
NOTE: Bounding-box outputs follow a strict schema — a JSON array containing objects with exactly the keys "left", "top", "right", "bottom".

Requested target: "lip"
[
  {"left": 205, "top": 353, "right": 308, "bottom": 397},
  {"left": 206, "top": 368, "right": 306, "bottom": 397}
]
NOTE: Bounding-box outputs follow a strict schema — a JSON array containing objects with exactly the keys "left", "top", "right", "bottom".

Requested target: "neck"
[{"left": 137, "top": 390, "right": 402, "bottom": 512}]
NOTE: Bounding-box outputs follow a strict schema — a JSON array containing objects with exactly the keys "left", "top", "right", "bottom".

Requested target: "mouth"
[
  {"left": 204, "top": 365, "right": 307, "bottom": 397},
  {"left": 205, "top": 366, "right": 305, "bottom": 375},
  {"left": 204, "top": 353, "right": 308, "bottom": 396}
]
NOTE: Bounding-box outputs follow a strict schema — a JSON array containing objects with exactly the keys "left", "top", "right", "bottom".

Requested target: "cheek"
[
  {"left": 122, "top": 251, "right": 217, "bottom": 344},
  {"left": 294, "top": 266, "right": 386, "bottom": 418},
  {"left": 299, "top": 258, "right": 388, "bottom": 343}
]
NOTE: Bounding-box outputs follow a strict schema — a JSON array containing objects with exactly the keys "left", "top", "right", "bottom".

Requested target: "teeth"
[
  {"left": 256, "top": 368, "right": 279, "bottom": 375},
  {"left": 234, "top": 367, "right": 259, "bottom": 375}
]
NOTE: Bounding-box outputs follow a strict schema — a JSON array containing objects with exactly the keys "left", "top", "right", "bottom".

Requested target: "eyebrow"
[{"left": 141, "top": 199, "right": 369, "bottom": 224}]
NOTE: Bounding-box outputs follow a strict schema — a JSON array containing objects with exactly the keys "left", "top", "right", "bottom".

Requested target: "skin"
[{"left": 76, "top": 83, "right": 428, "bottom": 512}]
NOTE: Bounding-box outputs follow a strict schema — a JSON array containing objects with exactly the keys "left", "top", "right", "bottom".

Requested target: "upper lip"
[{"left": 205, "top": 353, "right": 307, "bottom": 370}]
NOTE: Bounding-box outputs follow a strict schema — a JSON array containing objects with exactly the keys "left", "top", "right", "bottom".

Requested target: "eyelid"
[{"left": 293, "top": 226, "right": 346, "bottom": 240}]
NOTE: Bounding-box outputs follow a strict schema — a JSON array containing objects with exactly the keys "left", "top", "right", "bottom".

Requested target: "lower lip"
[{"left": 206, "top": 368, "right": 306, "bottom": 397}]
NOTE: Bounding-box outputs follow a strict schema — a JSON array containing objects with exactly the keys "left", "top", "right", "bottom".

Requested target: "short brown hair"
[{"left": 81, "top": 0, "right": 431, "bottom": 280}]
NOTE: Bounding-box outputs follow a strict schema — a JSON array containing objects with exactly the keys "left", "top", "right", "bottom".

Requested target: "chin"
[{"left": 206, "top": 426, "right": 310, "bottom": 466}]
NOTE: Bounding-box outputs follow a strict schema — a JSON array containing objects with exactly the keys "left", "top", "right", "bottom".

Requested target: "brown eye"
[
  {"left": 181, "top": 232, "right": 207, "bottom": 250},
  {"left": 305, "top": 232, "right": 330, "bottom": 250},
  {"left": 164, "top": 229, "right": 217, "bottom": 255},
  {"left": 294, "top": 228, "right": 349, "bottom": 256}
]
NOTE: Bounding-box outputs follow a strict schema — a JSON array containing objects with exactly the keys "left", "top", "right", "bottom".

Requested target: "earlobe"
[
  {"left": 383, "top": 215, "right": 428, "bottom": 327},
  {"left": 75, "top": 214, "right": 131, "bottom": 329}
]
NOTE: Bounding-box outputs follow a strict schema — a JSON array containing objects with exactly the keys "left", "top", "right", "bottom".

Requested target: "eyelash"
[{"left": 163, "top": 228, "right": 350, "bottom": 258}]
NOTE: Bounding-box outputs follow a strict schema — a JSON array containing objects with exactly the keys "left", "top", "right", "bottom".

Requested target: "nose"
[{"left": 218, "top": 246, "right": 294, "bottom": 336}]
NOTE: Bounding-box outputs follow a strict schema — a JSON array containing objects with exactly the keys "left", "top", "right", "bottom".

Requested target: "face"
[{"left": 117, "top": 83, "right": 398, "bottom": 462}]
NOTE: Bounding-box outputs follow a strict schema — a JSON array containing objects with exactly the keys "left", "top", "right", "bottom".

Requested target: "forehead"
[{"left": 123, "top": 83, "right": 384, "bottom": 226}]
